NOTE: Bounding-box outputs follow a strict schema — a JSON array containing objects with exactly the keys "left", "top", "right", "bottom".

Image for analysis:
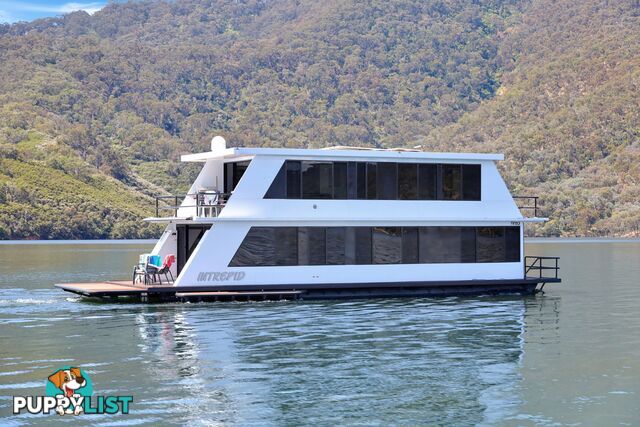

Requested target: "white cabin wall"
[{"left": 481, "top": 162, "right": 522, "bottom": 219}]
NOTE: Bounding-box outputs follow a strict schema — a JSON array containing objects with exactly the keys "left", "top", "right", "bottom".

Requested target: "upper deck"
[{"left": 145, "top": 138, "right": 546, "bottom": 224}]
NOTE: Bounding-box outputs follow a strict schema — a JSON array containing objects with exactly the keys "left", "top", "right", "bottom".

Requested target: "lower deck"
[{"left": 55, "top": 277, "right": 561, "bottom": 303}]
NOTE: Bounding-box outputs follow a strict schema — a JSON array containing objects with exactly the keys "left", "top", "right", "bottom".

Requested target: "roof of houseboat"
[{"left": 181, "top": 146, "right": 504, "bottom": 163}]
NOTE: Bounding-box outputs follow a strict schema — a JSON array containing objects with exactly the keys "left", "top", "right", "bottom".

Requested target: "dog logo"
[{"left": 46, "top": 366, "right": 92, "bottom": 415}]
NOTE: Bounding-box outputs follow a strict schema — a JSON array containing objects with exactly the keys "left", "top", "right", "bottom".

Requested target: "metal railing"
[
  {"left": 154, "top": 191, "right": 231, "bottom": 218},
  {"left": 513, "top": 196, "right": 540, "bottom": 218},
  {"left": 525, "top": 256, "right": 560, "bottom": 280}
]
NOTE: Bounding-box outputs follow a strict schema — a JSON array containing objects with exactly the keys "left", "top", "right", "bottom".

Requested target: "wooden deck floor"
[
  {"left": 54, "top": 281, "right": 305, "bottom": 301},
  {"left": 55, "top": 281, "right": 166, "bottom": 296},
  {"left": 54, "top": 276, "right": 559, "bottom": 303}
]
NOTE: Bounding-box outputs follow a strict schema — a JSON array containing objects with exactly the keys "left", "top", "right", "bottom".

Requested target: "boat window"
[
  {"left": 505, "top": 227, "right": 520, "bottom": 262},
  {"left": 347, "top": 162, "right": 358, "bottom": 199},
  {"left": 398, "top": 163, "right": 418, "bottom": 200},
  {"left": 345, "top": 227, "right": 356, "bottom": 263},
  {"left": 265, "top": 162, "right": 286, "bottom": 198},
  {"left": 286, "top": 161, "right": 302, "bottom": 199},
  {"left": 461, "top": 227, "right": 477, "bottom": 262},
  {"left": 302, "top": 161, "right": 333, "bottom": 199},
  {"left": 401, "top": 227, "right": 419, "bottom": 263},
  {"left": 476, "top": 227, "right": 506, "bottom": 263},
  {"left": 462, "top": 164, "right": 481, "bottom": 201},
  {"left": 354, "top": 227, "right": 372, "bottom": 264},
  {"left": 229, "top": 226, "right": 520, "bottom": 267},
  {"left": 377, "top": 162, "right": 398, "bottom": 200},
  {"left": 366, "top": 163, "right": 377, "bottom": 199},
  {"left": 326, "top": 227, "right": 346, "bottom": 264},
  {"left": 286, "top": 162, "right": 302, "bottom": 199},
  {"left": 298, "top": 227, "right": 326, "bottom": 265},
  {"left": 419, "top": 227, "right": 463, "bottom": 263},
  {"left": 274, "top": 227, "right": 298, "bottom": 265},
  {"left": 418, "top": 164, "right": 438, "bottom": 200},
  {"left": 228, "top": 227, "right": 274, "bottom": 266},
  {"left": 333, "top": 162, "right": 348, "bottom": 199},
  {"left": 372, "top": 227, "right": 402, "bottom": 264},
  {"left": 265, "top": 160, "right": 482, "bottom": 201},
  {"left": 356, "top": 163, "right": 367, "bottom": 199},
  {"left": 224, "top": 161, "right": 251, "bottom": 193},
  {"left": 442, "top": 164, "right": 463, "bottom": 200}
]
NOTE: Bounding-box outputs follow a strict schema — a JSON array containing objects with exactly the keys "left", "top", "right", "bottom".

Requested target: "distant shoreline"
[
  {"left": 1, "top": 238, "right": 639, "bottom": 245},
  {"left": 0, "top": 239, "right": 158, "bottom": 245},
  {"left": 525, "top": 237, "right": 640, "bottom": 243}
]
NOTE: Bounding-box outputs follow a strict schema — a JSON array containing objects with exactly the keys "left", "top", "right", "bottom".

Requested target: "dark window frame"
[
  {"left": 229, "top": 226, "right": 520, "bottom": 267},
  {"left": 265, "top": 160, "right": 482, "bottom": 201},
  {"left": 224, "top": 160, "right": 251, "bottom": 194}
]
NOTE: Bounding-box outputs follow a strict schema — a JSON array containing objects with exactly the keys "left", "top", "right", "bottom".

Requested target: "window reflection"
[{"left": 230, "top": 226, "right": 520, "bottom": 267}]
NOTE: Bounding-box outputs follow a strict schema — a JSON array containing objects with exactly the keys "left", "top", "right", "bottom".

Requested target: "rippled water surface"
[{"left": 1, "top": 240, "right": 639, "bottom": 426}]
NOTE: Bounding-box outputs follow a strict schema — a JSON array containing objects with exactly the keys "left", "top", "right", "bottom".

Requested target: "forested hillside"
[{"left": 0, "top": 0, "right": 638, "bottom": 238}]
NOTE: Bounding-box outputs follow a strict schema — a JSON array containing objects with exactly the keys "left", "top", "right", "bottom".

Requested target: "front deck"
[{"left": 55, "top": 275, "right": 561, "bottom": 303}]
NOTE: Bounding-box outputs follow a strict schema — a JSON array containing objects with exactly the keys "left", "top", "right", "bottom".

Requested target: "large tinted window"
[
  {"left": 287, "top": 161, "right": 302, "bottom": 198},
  {"left": 326, "top": 227, "right": 346, "bottom": 264},
  {"left": 334, "top": 162, "right": 348, "bottom": 199},
  {"left": 229, "top": 226, "right": 519, "bottom": 266},
  {"left": 398, "top": 163, "right": 418, "bottom": 200},
  {"left": 402, "top": 227, "right": 419, "bottom": 263},
  {"left": 265, "top": 162, "right": 286, "bottom": 198},
  {"left": 418, "top": 164, "right": 437, "bottom": 200},
  {"left": 356, "top": 163, "right": 367, "bottom": 199},
  {"left": 461, "top": 227, "right": 476, "bottom": 263},
  {"left": 229, "top": 227, "right": 297, "bottom": 266},
  {"left": 224, "top": 161, "right": 251, "bottom": 194},
  {"left": 419, "top": 227, "right": 463, "bottom": 263},
  {"left": 274, "top": 228, "right": 298, "bottom": 265},
  {"left": 442, "top": 165, "right": 462, "bottom": 200},
  {"left": 505, "top": 227, "right": 520, "bottom": 262},
  {"left": 347, "top": 162, "right": 358, "bottom": 199},
  {"left": 476, "top": 227, "right": 505, "bottom": 263},
  {"left": 355, "top": 227, "right": 372, "bottom": 264},
  {"left": 229, "top": 227, "right": 275, "bottom": 267},
  {"left": 298, "top": 227, "right": 326, "bottom": 265},
  {"left": 377, "top": 163, "right": 398, "bottom": 200},
  {"left": 302, "top": 162, "right": 332, "bottom": 199},
  {"left": 265, "top": 160, "right": 481, "bottom": 201},
  {"left": 462, "top": 165, "right": 481, "bottom": 201},
  {"left": 367, "top": 163, "right": 377, "bottom": 199},
  {"left": 372, "top": 227, "right": 401, "bottom": 264}
]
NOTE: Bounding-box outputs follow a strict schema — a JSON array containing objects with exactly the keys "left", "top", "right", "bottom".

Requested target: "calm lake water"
[{"left": 0, "top": 240, "right": 639, "bottom": 426}]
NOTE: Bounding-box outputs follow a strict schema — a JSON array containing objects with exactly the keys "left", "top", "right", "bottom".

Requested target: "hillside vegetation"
[{"left": 0, "top": 0, "right": 639, "bottom": 238}]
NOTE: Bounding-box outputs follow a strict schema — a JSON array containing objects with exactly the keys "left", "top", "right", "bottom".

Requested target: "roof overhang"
[
  {"left": 181, "top": 147, "right": 504, "bottom": 163},
  {"left": 144, "top": 216, "right": 545, "bottom": 224}
]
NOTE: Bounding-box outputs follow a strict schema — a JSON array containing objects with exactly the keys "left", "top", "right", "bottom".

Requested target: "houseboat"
[{"left": 56, "top": 136, "right": 560, "bottom": 301}]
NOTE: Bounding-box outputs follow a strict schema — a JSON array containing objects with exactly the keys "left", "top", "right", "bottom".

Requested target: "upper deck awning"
[{"left": 180, "top": 146, "right": 504, "bottom": 163}]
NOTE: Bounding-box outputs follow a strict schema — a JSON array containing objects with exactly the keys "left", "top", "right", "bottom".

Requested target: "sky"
[{"left": 0, "top": 1, "right": 106, "bottom": 23}]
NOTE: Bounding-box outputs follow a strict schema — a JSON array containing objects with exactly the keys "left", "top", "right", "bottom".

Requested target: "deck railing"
[
  {"left": 524, "top": 256, "right": 560, "bottom": 280},
  {"left": 154, "top": 191, "right": 231, "bottom": 218},
  {"left": 513, "top": 196, "right": 540, "bottom": 218}
]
